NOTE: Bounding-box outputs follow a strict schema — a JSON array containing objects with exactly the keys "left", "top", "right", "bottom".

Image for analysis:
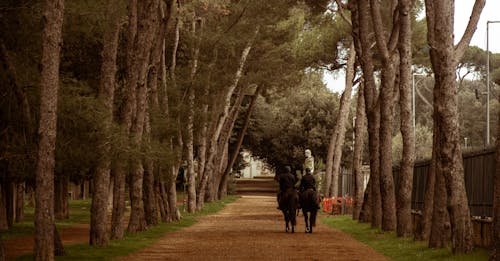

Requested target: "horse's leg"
[
  {"left": 284, "top": 211, "right": 289, "bottom": 232},
  {"left": 303, "top": 210, "right": 309, "bottom": 233}
]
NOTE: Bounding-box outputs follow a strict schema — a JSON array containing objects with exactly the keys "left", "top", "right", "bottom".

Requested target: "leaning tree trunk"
[
  {"left": 197, "top": 28, "right": 259, "bottom": 210},
  {"left": 215, "top": 85, "right": 246, "bottom": 199},
  {"left": 396, "top": 0, "right": 415, "bottom": 237},
  {"left": 352, "top": 83, "right": 366, "bottom": 220},
  {"left": 0, "top": 184, "right": 8, "bottom": 230},
  {"left": 424, "top": 0, "right": 484, "bottom": 253},
  {"left": 329, "top": 44, "right": 356, "bottom": 198},
  {"left": 220, "top": 85, "right": 263, "bottom": 198},
  {"left": 34, "top": 0, "right": 64, "bottom": 259}
]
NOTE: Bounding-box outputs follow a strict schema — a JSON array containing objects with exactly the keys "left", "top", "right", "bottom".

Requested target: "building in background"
[{"left": 240, "top": 150, "right": 273, "bottom": 178}]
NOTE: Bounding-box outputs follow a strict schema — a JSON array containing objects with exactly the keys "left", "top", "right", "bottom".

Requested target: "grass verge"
[
  {"left": 14, "top": 195, "right": 239, "bottom": 261},
  {"left": 321, "top": 215, "right": 489, "bottom": 261}
]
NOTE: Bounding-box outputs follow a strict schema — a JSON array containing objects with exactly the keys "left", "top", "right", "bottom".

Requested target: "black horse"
[
  {"left": 300, "top": 188, "right": 318, "bottom": 233},
  {"left": 279, "top": 187, "right": 298, "bottom": 233}
]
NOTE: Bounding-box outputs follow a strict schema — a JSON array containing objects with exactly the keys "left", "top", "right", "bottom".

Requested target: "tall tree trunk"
[
  {"left": 352, "top": 83, "right": 366, "bottom": 220},
  {"left": 324, "top": 129, "right": 338, "bottom": 198},
  {"left": 186, "top": 16, "right": 202, "bottom": 213},
  {"left": 355, "top": 0, "right": 382, "bottom": 229},
  {"left": 424, "top": 0, "right": 484, "bottom": 253},
  {"left": 359, "top": 178, "right": 372, "bottom": 223},
  {"left": 111, "top": 0, "right": 138, "bottom": 240},
  {"left": 143, "top": 110, "right": 158, "bottom": 226},
  {"left": 396, "top": 0, "right": 415, "bottom": 237},
  {"left": 429, "top": 123, "right": 450, "bottom": 248},
  {"left": 54, "top": 176, "right": 68, "bottom": 220},
  {"left": 15, "top": 182, "right": 24, "bottom": 222},
  {"left": 370, "top": 0, "right": 398, "bottom": 232},
  {"left": 415, "top": 163, "right": 435, "bottom": 241},
  {"left": 329, "top": 44, "right": 356, "bottom": 197},
  {"left": 89, "top": 0, "right": 120, "bottom": 246},
  {"left": 197, "top": 28, "right": 259, "bottom": 210},
  {"left": 0, "top": 184, "right": 8, "bottom": 230},
  {"left": 127, "top": 0, "right": 160, "bottom": 234},
  {"left": 34, "top": 0, "right": 64, "bottom": 259}
]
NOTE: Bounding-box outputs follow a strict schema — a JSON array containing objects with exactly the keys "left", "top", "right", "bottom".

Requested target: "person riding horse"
[
  {"left": 275, "top": 166, "right": 296, "bottom": 210},
  {"left": 299, "top": 168, "right": 320, "bottom": 209}
]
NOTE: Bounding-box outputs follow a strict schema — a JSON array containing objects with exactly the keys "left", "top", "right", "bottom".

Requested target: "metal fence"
[
  {"left": 339, "top": 148, "right": 496, "bottom": 217},
  {"left": 396, "top": 148, "right": 495, "bottom": 217}
]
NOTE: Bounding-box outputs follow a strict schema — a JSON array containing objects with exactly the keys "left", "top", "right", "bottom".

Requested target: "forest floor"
[{"left": 120, "top": 195, "right": 388, "bottom": 261}]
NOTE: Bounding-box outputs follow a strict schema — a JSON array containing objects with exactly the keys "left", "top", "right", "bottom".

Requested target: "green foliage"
[
  {"left": 322, "top": 216, "right": 489, "bottom": 261},
  {"left": 55, "top": 78, "right": 105, "bottom": 181},
  {"left": 244, "top": 72, "right": 339, "bottom": 170}
]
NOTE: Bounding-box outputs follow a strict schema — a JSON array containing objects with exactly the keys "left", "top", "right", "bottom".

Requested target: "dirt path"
[
  {"left": 121, "top": 195, "right": 388, "bottom": 261},
  {"left": 4, "top": 224, "right": 90, "bottom": 260}
]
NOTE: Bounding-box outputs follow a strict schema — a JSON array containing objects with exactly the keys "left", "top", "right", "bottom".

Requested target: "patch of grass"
[
  {"left": 321, "top": 215, "right": 489, "bottom": 261},
  {"left": 14, "top": 195, "right": 239, "bottom": 261}
]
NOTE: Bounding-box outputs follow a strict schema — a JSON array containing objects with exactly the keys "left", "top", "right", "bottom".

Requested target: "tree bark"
[
  {"left": 329, "top": 44, "right": 356, "bottom": 198},
  {"left": 424, "top": 0, "right": 485, "bottom": 253},
  {"left": 370, "top": 0, "right": 398, "bottom": 232},
  {"left": 54, "top": 176, "right": 68, "bottom": 220},
  {"left": 186, "top": 16, "right": 202, "bottom": 213},
  {"left": 127, "top": 0, "right": 160, "bottom": 234},
  {"left": 35, "top": 0, "right": 64, "bottom": 259},
  {"left": 396, "top": 0, "right": 415, "bottom": 237},
  {"left": 15, "top": 182, "right": 24, "bottom": 222},
  {"left": 352, "top": 83, "right": 366, "bottom": 220},
  {"left": 142, "top": 110, "right": 158, "bottom": 226},
  {"left": 111, "top": 0, "right": 138, "bottom": 240},
  {"left": 214, "top": 85, "right": 246, "bottom": 199},
  {"left": 0, "top": 184, "right": 8, "bottom": 230},
  {"left": 89, "top": 0, "right": 120, "bottom": 246},
  {"left": 354, "top": 0, "right": 382, "bottom": 229}
]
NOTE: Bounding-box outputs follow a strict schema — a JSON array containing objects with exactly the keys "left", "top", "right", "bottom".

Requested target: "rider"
[
  {"left": 276, "top": 166, "right": 296, "bottom": 210},
  {"left": 299, "top": 168, "right": 320, "bottom": 209}
]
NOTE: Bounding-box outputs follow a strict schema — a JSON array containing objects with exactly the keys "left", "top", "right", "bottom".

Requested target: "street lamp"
[{"left": 486, "top": 20, "right": 500, "bottom": 146}]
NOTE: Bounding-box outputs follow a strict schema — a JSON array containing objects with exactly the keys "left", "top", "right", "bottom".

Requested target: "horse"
[
  {"left": 299, "top": 188, "right": 318, "bottom": 233},
  {"left": 279, "top": 187, "right": 298, "bottom": 233}
]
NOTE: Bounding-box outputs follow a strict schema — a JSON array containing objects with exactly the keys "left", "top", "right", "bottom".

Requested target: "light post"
[{"left": 486, "top": 20, "right": 500, "bottom": 146}]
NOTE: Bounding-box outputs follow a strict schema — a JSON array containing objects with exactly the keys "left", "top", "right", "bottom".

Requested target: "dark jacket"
[
  {"left": 299, "top": 173, "right": 316, "bottom": 192},
  {"left": 279, "top": 172, "right": 296, "bottom": 191}
]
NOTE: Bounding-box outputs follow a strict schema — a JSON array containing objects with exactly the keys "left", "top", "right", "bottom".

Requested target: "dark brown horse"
[
  {"left": 279, "top": 187, "right": 298, "bottom": 233},
  {"left": 299, "top": 188, "right": 318, "bottom": 233}
]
